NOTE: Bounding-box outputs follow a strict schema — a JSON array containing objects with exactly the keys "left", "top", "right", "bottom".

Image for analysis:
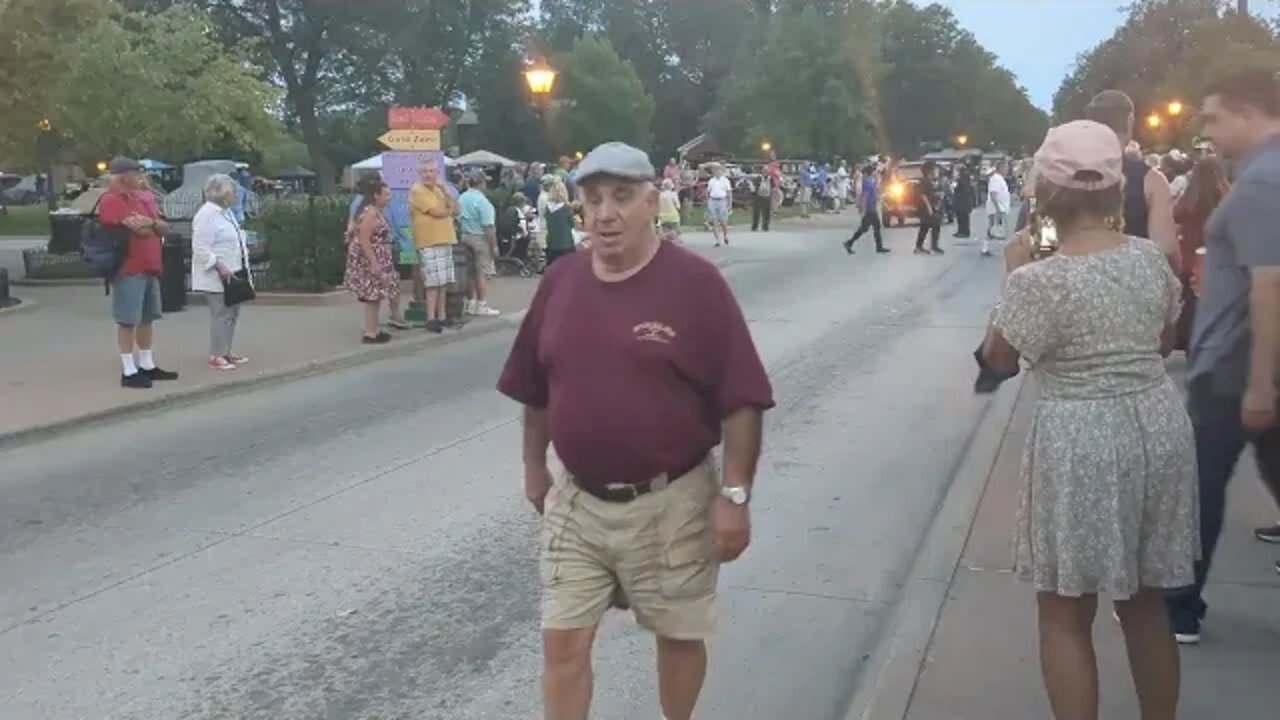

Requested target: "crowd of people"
[{"left": 975, "top": 69, "right": 1280, "bottom": 720}]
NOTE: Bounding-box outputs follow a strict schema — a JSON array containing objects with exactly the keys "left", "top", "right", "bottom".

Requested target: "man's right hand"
[{"left": 526, "top": 464, "right": 554, "bottom": 514}]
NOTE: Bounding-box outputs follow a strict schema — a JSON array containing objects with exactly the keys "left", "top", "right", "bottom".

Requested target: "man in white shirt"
[
  {"left": 982, "top": 161, "right": 1011, "bottom": 256},
  {"left": 705, "top": 165, "right": 733, "bottom": 247}
]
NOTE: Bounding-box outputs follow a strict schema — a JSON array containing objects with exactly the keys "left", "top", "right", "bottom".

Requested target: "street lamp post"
[
  {"left": 36, "top": 119, "right": 56, "bottom": 213},
  {"left": 524, "top": 59, "right": 558, "bottom": 158},
  {"left": 955, "top": 134, "right": 969, "bottom": 148}
]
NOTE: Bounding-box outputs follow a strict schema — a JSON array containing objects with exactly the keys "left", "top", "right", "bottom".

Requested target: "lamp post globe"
[{"left": 524, "top": 62, "right": 557, "bottom": 97}]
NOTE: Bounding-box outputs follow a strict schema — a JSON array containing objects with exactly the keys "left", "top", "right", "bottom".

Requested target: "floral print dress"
[
  {"left": 344, "top": 206, "right": 400, "bottom": 302},
  {"left": 992, "top": 237, "right": 1199, "bottom": 599}
]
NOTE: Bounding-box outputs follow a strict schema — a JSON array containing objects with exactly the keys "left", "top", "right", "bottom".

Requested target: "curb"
[
  {"left": 842, "top": 374, "right": 1029, "bottom": 720},
  {"left": 0, "top": 297, "right": 37, "bottom": 316},
  {"left": 0, "top": 312, "right": 526, "bottom": 450},
  {"left": 185, "top": 290, "right": 352, "bottom": 308},
  {"left": 11, "top": 277, "right": 98, "bottom": 287}
]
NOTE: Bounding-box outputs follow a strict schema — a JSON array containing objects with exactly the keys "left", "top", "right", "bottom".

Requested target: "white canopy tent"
[
  {"left": 349, "top": 154, "right": 456, "bottom": 171},
  {"left": 454, "top": 150, "right": 518, "bottom": 167}
]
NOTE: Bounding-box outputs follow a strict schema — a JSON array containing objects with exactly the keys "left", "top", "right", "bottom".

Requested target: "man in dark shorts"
[
  {"left": 99, "top": 157, "right": 179, "bottom": 389},
  {"left": 1166, "top": 68, "right": 1280, "bottom": 643},
  {"left": 497, "top": 141, "right": 774, "bottom": 720}
]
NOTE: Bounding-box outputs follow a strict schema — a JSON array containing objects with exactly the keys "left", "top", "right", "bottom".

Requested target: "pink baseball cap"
[{"left": 1033, "top": 120, "right": 1124, "bottom": 191}]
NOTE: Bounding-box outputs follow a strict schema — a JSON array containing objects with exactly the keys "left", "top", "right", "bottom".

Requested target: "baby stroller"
[{"left": 495, "top": 202, "right": 543, "bottom": 278}]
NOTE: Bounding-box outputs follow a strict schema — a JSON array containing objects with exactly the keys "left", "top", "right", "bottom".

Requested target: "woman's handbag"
[
  {"left": 222, "top": 268, "right": 256, "bottom": 306},
  {"left": 222, "top": 213, "right": 256, "bottom": 306}
]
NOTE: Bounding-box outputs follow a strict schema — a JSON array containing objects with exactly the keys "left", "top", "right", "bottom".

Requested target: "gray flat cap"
[
  {"left": 574, "top": 142, "right": 655, "bottom": 185},
  {"left": 109, "top": 156, "right": 143, "bottom": 174}
]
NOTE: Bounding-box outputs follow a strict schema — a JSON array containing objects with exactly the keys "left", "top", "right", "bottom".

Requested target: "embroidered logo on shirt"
[{"left": 634, "top": 321, "right": 676, "bottom": 344}]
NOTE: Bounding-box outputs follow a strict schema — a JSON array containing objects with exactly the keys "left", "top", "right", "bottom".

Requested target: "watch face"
[{"left": 723, "top": 486, "right": 748, "bottom": 504}]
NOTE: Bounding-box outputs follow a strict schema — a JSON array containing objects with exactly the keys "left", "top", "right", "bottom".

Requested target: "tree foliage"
[
  {"left": 52, "top": 4, "right": 277, "bottom": 163},
  {"left": 558, "top": 35, "right": 656, "bottom": 152},
  {"left": 1054, "top": 0, "right": 1280, "bottom": 124},
  {"left": 0, "top": 0, "right": 114, "bottom": 166},
  {"left": 708, "top": 5, "right": 879, "bottom": 159}
]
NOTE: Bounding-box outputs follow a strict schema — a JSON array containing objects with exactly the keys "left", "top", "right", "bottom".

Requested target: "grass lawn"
[
  {"left": 0, "top": 204, "right": 50, "bottom": 237},
  {"left": 681, "top": 204, "right": 808, "bottom": 228}
]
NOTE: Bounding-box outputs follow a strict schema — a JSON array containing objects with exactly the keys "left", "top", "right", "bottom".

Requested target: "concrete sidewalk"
[
  {"left": 1, "top": 278, "right": 539, "bottom": 444},
  {"left": 903, "top": 374, "right": 1280, "bottom": 718},
  {"left": 1, "top": 237, "right": 751, "bottom": 444}
]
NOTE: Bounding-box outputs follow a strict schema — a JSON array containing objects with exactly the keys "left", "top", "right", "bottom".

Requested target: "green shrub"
[{"left": 256, "top": 194, "right": 351, "bottom": 292}]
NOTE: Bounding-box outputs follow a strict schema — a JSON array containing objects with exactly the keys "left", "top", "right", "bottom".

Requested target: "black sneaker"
[
  {"left": 843, "top": 240, "right": 855, "bottom": 255},
  {"left": 425, "top": 320, "right": 444, "bottom": 334},
  {"left": 1254, "top": 523, "right": 1280, "bottom": 543},
  {"left": 876, "top": 247, "right": 890, "bottom": 254},
  {"left": 121, "top": 372, "right": 152, "bottom": 389},
  {"left": 930, "top": 247, "right": 945, "bottom": 255},
  {"left": 142, "top": 367, "right": 179, "bottom": 381},
  {"left": 361, "top": 332, "right": 392, "bottom": 345}
]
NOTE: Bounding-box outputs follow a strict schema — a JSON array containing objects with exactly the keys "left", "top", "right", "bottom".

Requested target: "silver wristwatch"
[{"left": 719, "top": 484, "right": 750, "bottom": 506}]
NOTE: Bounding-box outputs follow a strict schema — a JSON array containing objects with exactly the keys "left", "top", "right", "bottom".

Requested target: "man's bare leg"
[
  {"left": 656, "top": 637, "right": 707, "bottom": 720},
  {"left": 544, "top": 626, "right": 597, "bottom": 720},
  {"left": 425, "top": 286, "right": 444, "bottom": 321},
  {"left": 117, "top": 324, "right": 136, "bottom": 354}
]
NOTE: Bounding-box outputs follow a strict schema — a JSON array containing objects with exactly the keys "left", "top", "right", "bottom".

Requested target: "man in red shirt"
[
  {"left": 98, "top": 157, "right": 179, "bottom": 389},
  {"left": 498, "top": 142, "right": 774, "bottom": 720}
]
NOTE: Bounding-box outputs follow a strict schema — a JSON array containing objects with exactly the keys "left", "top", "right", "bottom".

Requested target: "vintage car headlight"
[{"left": 887, "top": 182, "right": 905, "bottom": 200}]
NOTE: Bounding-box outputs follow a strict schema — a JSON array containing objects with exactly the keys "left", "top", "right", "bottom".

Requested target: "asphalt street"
[{"left": 2, "top": 216, "right": 1011, "bottom": 720}]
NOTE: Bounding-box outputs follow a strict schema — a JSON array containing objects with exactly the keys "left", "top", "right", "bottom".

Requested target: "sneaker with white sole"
[
  {"left": 474, "top": 302, "right": 501, "bottom": 317},
  {"left": 1254, "top": 523, "right": 1280, "bottom": 543},
  {"left": 464, "top": 299, "right": 478, "bottom": 315},
  {"left": 209, "top": 356, "right": 237, "bottom": 371}
]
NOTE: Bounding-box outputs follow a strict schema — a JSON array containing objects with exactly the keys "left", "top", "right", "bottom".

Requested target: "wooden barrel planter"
[{"left": 446, "top": 243, "right": 474, "bottom": 322}]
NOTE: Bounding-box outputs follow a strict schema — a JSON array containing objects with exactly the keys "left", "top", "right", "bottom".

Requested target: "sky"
[{"left": 935, "top": 0, "right": 1280, "bottom": 110}]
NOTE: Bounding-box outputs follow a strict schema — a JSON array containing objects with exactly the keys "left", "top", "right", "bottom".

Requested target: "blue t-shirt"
[
  {"left": 458, "top": 189, "right": 496, "bottom": 236},
  {"left": 860, "top": 176, "right": 879, "bottom": 213}
]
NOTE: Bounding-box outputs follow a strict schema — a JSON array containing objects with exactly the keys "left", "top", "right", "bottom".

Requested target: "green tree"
[
  {"left": 47, "top": 4, "right": 277, "bottom": 164},
  {"left": 709, "top": 6, "right": 879, "bottom": 159},
  {"left": 0, "top": 0, "right": 113, "bottom": 168},
  {"left": 876, "top": 1, "right": 1047, "bottom": 155},
  {"left": 558, "top": 35, "right": 656, "bottom": 152},
  {"left": 1054, "top": 0, "right": 1279, "bottom": 127}
]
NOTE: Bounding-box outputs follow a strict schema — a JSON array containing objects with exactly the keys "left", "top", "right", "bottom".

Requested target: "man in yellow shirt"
[{"left": 409, "top": 160, "right": 459, "bottom": 333}]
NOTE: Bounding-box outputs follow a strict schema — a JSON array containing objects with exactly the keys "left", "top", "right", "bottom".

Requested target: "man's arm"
[
  {"left": 522, "top": 406, "right": 551, "bottom": 467},
  {"left": 1246, "top": 268, "right": 1280, "bottom": 409},
  {"left": 722, "top": 408, "right": 763, "bottom": 490},
  {"left": 1145, "top": 169, "right": 1180, "bottom": 272}
]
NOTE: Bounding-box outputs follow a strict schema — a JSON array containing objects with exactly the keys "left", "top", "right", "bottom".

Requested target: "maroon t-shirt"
[{"left": 497, "top": 242, "right": 774, "bottom": 488}]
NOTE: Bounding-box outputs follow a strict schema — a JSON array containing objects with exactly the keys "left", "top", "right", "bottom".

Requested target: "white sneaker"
[
  {"left": 464, "top": 299, "right": 477, "bottom": 315},
  {"left": 475, "top": 302, "right": 501, "bottom": 317}
]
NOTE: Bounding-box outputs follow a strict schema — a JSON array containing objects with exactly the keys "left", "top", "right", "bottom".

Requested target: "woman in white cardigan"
[{"left": 191, "top": 174, "right": 251, "bottom": 370}]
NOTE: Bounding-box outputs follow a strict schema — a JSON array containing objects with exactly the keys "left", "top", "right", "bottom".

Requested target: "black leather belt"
[{"left": 573, "top": 456, "right": 705, "bottom": 504}]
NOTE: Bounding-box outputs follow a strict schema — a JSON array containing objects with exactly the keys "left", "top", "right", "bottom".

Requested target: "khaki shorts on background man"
[
  {"left": 539, "top": 458, "right": 721, "bottom": 640},
  {"left": 461, "top": 232, "right": 496, "bottom": 277}
]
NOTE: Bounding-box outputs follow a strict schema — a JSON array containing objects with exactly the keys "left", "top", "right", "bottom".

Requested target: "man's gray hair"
[{"left": 203, "top": 173, "right": 239, "bottom": 205}]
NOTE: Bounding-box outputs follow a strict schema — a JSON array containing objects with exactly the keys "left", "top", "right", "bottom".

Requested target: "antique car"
[{"left": 881, "top": 161, "right": 924, "bottom": 226}]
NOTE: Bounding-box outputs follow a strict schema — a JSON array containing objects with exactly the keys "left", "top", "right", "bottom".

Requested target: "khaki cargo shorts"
[{"left": 540, "top": 458, "right": 720, "bottom": 640}]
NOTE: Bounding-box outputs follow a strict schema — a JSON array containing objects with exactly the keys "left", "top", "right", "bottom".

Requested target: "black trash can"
[
  {"left": 160, "top": 235, "right": 187, "bottom": 312},
  {"left": 48, "top": 213, "right": 87, "bottom": 254}
]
